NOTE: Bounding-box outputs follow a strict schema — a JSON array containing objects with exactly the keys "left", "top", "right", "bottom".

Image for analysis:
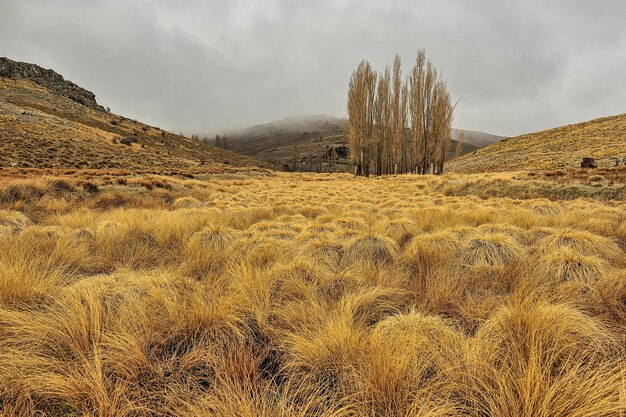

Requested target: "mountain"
[
  {"left": 0, "top": 57, "right": 265, "bottom": 170},
  {"left": 227, "top": 115, "right": 498, "bottom": 171},
  {"left": 452, "top": 128, "right": 505, "bottom": 148},
  {"left": 452, "top": 113, "right": 626, "bottom": 173}
]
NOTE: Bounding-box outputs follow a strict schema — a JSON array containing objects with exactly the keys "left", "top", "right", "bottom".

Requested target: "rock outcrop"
[{"left": 0, "top": 57, "right": 104, "bottom": 111}]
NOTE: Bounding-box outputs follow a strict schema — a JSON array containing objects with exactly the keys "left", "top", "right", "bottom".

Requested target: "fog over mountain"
[{"left": 1, "top": 0, "right": 625, "bottom": 136}]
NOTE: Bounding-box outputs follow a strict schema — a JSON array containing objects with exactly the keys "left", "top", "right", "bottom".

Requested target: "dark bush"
[
  {"left": 0, "top": 184, "right": 45, "bottom": 204},
  {"left": 82, "top": 182, "right": 99, "bottom": 193},
  {"left": 154, "top": 181, "right": 172, "bottom": 190},
  {"left": 49, "top": 180, "right": 76, "bottom": 195}
]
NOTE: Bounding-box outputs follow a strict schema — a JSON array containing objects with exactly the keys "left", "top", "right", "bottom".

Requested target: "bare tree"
[
  {"left": 432, "top": 79, "right": 453, "bottom": 174},
  {"left": 452, "top": 131, "right": 464, "bottom": 172},
  {"left": 391, "top": 55, "right": 403, "bottom": 175},
  {"left": 400, "top": 80, "right": 409, "bottom": 173},
  {"left": 347, "top": 60, "right": 376, "bottom": 176},
  {"left": 292, "top": 142, "right": 300, "bottom": 172},
  {"left": 347, "top": 51, "right": 453, "bottom": 177},
  {"left": 409, "top": 50, "right": 426, "bottom": 174},
  {"left": 364, "top": 63, "right": 377, "bottom": 177},
  {"left": 348, "top": 61, "right": 366, "bottom": 176}
]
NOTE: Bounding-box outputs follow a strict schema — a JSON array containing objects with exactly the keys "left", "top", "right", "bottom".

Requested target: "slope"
[
  {"left": 453, "top": 113, "right": 626, "bottom": 173},
  {"left": 0, "top": 57, "right": 265, "bottom": 170}
]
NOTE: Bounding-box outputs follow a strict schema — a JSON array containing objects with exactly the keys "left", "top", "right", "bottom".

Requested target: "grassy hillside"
[
  {"left": 229, "top": 115, "right": 350, "bottom": 170},
  {"left": 228, "top": 116, "right": 495, "bottom": 171},
  {"left": 0, "top": 61, "right": 265, "bottom": 171},
  {"left": 0, "top": 169, "right": 624, "bottom": 416},
  {"left": 453, "top": 113, "right": 626, "bottom": 173}
]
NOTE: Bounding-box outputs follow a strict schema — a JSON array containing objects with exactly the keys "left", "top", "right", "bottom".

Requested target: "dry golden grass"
[
  {"left": 0, "top": 170, "right": 624, "bottom": 416},
  {"left": 453, "top": 113, "right": 626, "bottom": 173}
]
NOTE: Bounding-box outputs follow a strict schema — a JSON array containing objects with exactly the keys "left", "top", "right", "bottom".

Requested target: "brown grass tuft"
[
  {"left": 342, "top": 235, "right": 399, "bottom": 267},
  {"left": 459, "top": 233, "right": 526, "bottom": 268}
]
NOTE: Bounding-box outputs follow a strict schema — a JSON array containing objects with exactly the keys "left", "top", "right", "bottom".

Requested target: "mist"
[{"left": 1, "top": 0, "right": 625, "bottom": 136}]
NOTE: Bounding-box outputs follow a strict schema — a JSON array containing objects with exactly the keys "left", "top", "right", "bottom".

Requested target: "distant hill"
[
  {"left": 452, "top": 128, "right": 505, "bottom": 148},
  {"left": 227, "top": 115, "right": 499, "bottom": 171},
  {"left": 453, "top": 113, "right": 626, "bottom": 173},
  {"left": 0, "top": 57, "right": 265, "bottom": 170}
]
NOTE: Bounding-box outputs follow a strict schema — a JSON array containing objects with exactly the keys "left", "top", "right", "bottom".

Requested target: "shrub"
[
  {"left": 0, "top": 183, "right": 45, "bottom": 204},
  {"left": 49, "top": 179, "right": 76, "bottom": 195},
  {"left": 82, "top": 182, "right": 99, "bottom": 193}
]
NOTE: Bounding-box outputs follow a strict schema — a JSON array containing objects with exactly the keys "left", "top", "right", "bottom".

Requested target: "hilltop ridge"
[{"left": 0, "top": 57, "right": 103, "bottom": 111}]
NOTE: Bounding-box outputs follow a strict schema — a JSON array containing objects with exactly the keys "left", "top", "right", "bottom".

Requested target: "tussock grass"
[
  {"left": 460, "top": 301, "right": 626, "bottom": 417},
  {"left": 377, "top": 218, "right": 421, "bottom": 247},
  {"left": 459, "top": 233, "right": 526, "bottom": 268},
  {"left": 172, "top": 196, "right": 203, "bottom": 209},
  {"left": 342, "top": 235, "right": 399, "bottom": 267},
  {"left": 536, "top": 248, "right": 608, "bottom": 283},
  {"left": 404, "top": 230, "right": 461, "bottom": 274},
  {"left": 0, "top": 171, "right": 625, "bottom": 416},
  {"left": 0, "top": 209, "right": 33, "bottom": 232},
  {"left": 536, "top": 228, "right": 622, "bottom": 259}
]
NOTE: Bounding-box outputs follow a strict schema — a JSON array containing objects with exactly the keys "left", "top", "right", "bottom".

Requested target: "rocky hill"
[
  {"left": 0, "top": 57, "right": 265, "bottom": 170},
  {"left": 0, "top": 57, "right": 104, "bottom": 111},
  {"left": 453, "top": 113, "right": 626, "bottom": 173}
]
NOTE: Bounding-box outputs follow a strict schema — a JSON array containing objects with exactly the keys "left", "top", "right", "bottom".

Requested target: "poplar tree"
[
  {"left": 347, "top": 51, "right": 453, "bottom": 177},
  {"left": 391, "top": 55, "right": 403, "bottom": 175},
  {"left": 347, "top": 60, "right": 376, "bottom": 176}
]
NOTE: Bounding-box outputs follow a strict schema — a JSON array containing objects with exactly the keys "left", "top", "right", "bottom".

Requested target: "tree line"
[{"left": 347, "top": 50, "right": 455, "bottom": 176}]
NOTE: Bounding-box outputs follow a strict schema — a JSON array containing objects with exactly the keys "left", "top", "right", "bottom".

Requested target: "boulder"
[{"left": 581, "top": 157, "right": 597, "bottom": 169}]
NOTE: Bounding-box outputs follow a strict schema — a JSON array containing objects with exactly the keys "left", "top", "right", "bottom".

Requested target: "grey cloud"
[{"left": 1, "top": 0, "right": 625, "bottom": 136}]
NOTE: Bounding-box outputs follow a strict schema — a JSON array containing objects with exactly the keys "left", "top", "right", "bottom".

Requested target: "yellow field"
[{"left": 0, "top": 169, "right": 625, "bottom": 416}]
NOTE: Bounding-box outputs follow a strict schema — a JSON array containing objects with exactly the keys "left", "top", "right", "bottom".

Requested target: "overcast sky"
[{"left": 1, "top": 0, "right": 625, "bottom": 136}]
